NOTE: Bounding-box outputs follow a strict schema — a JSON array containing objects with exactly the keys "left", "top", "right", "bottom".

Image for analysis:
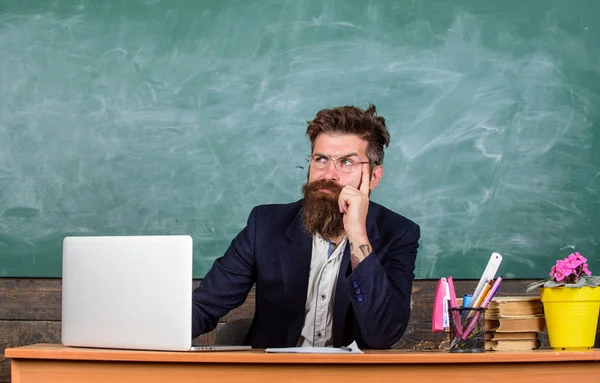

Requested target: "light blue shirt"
[{"left": 297, "top": 234, "right": 347, "bottom": 347}]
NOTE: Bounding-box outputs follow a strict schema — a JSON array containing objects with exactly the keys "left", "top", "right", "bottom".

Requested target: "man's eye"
[
  {"left": 339, "top": 158, "right": 355, "bottom": 167},
  {"left": 315, "top": 156, "right": 329, "bottom": 163}
]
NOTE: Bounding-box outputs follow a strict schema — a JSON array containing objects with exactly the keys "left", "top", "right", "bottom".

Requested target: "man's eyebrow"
[{"left": 313, "top": 152, "right": 360, "bottom": 158}]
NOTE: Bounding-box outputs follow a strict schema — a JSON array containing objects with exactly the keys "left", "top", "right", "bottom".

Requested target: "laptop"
[{"left": 61, "top": 235, "right": 251, "bottom": 352}]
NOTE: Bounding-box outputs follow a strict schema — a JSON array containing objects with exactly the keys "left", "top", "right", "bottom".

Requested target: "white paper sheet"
[{"left": 265, "top": 340, "right": 363, "bottom": 354}]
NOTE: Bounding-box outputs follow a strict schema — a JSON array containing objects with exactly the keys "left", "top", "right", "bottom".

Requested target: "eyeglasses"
[{"left": 307, "top": 154, "right": 373, "bottom": 173}]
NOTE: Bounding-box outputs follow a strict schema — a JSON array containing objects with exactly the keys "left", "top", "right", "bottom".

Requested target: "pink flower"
[
  {"left": 546, "top": 252, "right": 595, "bottom": 285},
  {"left": 553, "top": 270, "right": 566, "bottom": 282},
  {"left": 555, "top": 260, "right": 573, "bottom": 277},
  {"left": 565, "top": 253, "right": 583, "bottom": 268},
  {"left": 575, "top": 252, "right": 587, "bottom": 264}
]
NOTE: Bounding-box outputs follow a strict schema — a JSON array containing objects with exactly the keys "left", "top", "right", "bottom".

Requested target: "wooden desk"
[{"left": 5, "top": 344, "right": 600, "bottom": 383}]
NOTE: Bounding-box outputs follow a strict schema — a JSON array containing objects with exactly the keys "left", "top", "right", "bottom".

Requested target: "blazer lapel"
[
  {"left": 281, "top": 208, "right": 312, "bottom": 345},
  {"left": 332, "top": 245, "right": 352, "bottom": 346}
]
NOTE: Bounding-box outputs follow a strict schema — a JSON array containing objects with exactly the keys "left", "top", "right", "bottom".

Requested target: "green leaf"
[
  {"left": 526, "top": 280, "right": 547, "bottom": 293},
  {"left": 566, "top": 279, "right": 586, "bottom": 288},
  {"left": 543, "top": 280, "right": 564, "bottom": 288},
  {"left": 524, "top": 275, "right": 600, "bottom": 292}
]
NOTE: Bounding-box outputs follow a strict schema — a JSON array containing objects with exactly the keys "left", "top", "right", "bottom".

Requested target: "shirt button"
[
  {"left": 321, "top": 294, "right": 326, "bottom": 300},
  {"left": 355, "top": 288, "right": 362, "bottom": 294},
  {"left": 352, "top": 281, "right": 359, "bottom": 288},
  {"left": 357, "top": 295, "right": 365, "bottom": 302},
  {"left": 317, "top": 332, "right": 322, "bottom": 338}
]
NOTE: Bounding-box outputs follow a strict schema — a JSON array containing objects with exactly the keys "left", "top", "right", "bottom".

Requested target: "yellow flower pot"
[{"left": 540, "top": 286, "right": 600, "bottom": 350}]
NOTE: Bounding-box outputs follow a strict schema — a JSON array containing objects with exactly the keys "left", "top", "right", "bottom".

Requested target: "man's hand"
[{"left": 339, "top": 163, "right": 373, "bottom": 268}]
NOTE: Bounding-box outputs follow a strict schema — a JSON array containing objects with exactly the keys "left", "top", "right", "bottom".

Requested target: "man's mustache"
[{"left": 302, "top": 179, "right": 343, "bottom": 198}]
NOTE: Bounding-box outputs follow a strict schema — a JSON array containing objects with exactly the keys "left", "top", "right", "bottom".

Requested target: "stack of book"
[{"left": 484, "top": 296, "right": 545, "bottom": 351}]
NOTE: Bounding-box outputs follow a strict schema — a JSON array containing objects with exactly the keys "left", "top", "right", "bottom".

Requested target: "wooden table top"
[{"left": 5, "top": 344, "right": 600, "bottom": 364}]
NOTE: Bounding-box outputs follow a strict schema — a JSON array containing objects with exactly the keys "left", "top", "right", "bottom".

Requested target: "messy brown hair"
[{"left": 306, "top": 105, "right": 391, "bottom": 168}]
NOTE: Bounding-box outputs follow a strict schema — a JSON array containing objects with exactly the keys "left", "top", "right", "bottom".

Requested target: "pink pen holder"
[{"left": 448, "top": 307, "right": 486, "bottom": 353}]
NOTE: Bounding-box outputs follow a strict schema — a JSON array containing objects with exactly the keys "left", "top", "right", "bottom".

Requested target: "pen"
[
  {"left": 340, "top": 346, "right": 353, "bottom": 352},
  {"left": 480, "top": 276, "right": 503, "bottom": 308},
  {"left": 460, "top": 276, "right": 503, "bottom": 340},
  {"left": 463, "top": 279, "right": 493, "bottom": 321},
  {"left": 447, "top": 277, "right": 463, "bottom": 337},
  {"left": 472, "top": 279, "right": 493, "bottom": 308}
]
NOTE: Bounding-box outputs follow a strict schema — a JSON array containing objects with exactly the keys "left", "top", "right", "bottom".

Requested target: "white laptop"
[{"left": 61, "top": 235, "right": 251, "bottom": 352}]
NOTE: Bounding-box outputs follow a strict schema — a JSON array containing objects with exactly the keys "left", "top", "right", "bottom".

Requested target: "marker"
[
  {"left": 447, "top": 277, "right": 463, "bottom": 336},
  {"left": 462, "top": 294, "right": 472, "bottom": 307},
  {"left": 460, "top": 277, "right": 503, "bottom": 340}
]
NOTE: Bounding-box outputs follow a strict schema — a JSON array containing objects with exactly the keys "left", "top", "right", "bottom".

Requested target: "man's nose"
[{"left": 323, "top": 160, "right": 340, "bottom": 181}]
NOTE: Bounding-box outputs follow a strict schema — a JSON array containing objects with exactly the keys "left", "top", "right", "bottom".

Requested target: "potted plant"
[{"left": 527, "top": 252, "right": 600, "bottom": 350}]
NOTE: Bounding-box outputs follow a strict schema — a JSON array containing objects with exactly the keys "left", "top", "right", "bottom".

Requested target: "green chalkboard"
[{"left": 1, "top": 0, "right": 599, "bottom": 278}]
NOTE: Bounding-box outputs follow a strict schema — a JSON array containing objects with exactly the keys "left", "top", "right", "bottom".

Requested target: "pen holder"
[{"left": 448, "top": 307, "right": 486, "bottom": 353}]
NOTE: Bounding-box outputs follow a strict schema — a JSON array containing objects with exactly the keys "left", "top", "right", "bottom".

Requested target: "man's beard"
[{"left": 301, "top": 179, "right": 345, "bottom": 240}]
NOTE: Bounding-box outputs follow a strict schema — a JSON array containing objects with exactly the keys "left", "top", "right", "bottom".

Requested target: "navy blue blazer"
[{"left": 192, "top": 199, "right": 420, "bottom": 349}]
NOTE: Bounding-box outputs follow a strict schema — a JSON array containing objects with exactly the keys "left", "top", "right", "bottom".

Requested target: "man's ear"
[{"left": 369, "top": 165, "right": 384, "bottom": 191}]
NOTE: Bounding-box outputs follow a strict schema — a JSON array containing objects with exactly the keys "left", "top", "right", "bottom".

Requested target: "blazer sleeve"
[
  {"left": 346, "top": 222, "right": 420, "bottom": 349},
  {"left": 191, "top": 207, "right": 258, "bottom": 339}
]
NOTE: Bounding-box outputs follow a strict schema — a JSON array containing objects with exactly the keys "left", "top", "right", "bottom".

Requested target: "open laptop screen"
[{"left": 61, "top": 235, "right": 194, "bottom": 351}]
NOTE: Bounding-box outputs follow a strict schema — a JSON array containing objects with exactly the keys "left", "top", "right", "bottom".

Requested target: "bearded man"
[{"left": 192, "top": 105, "right": 420, "bottom": 349}]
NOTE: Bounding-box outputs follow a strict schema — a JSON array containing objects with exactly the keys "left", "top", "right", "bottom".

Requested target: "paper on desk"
[{"left": 265, "top": 341, "right": 363, "bottom": 354}]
